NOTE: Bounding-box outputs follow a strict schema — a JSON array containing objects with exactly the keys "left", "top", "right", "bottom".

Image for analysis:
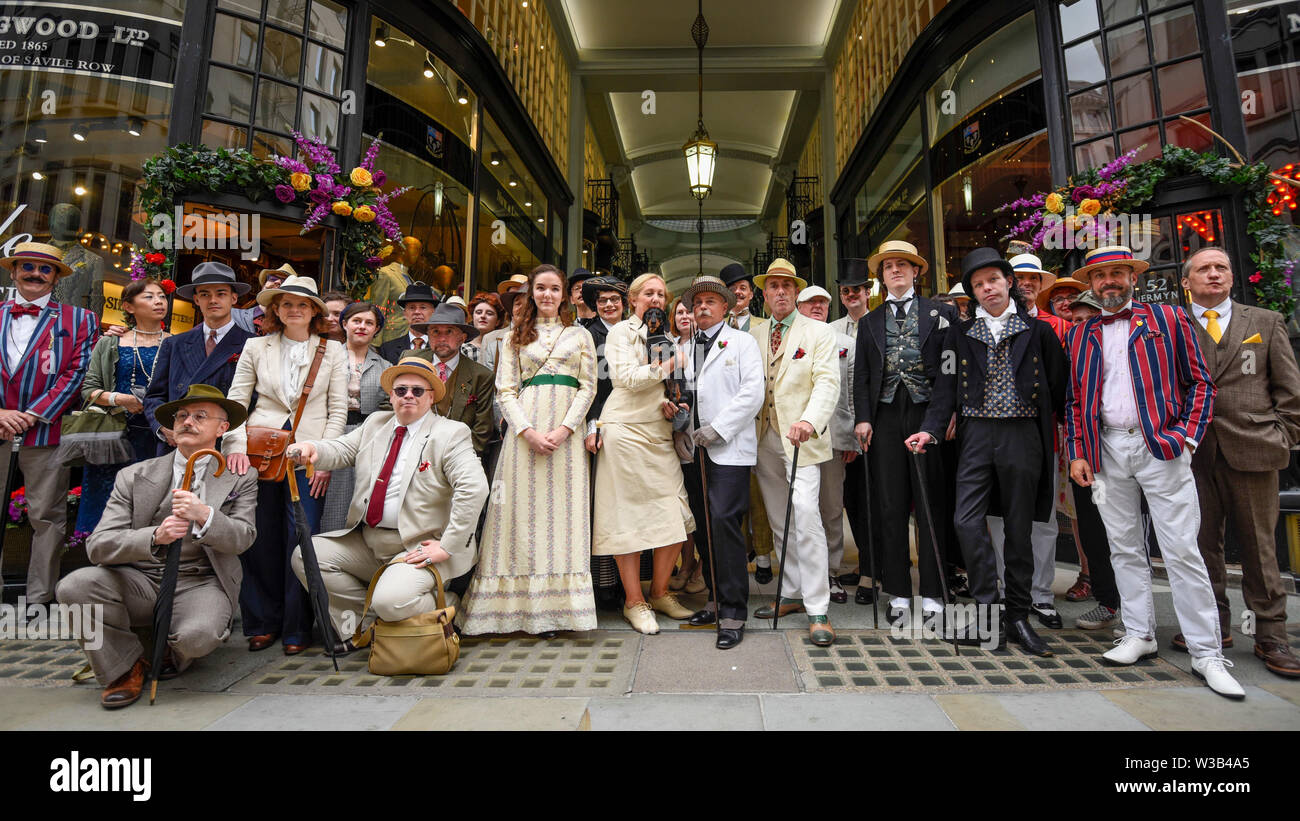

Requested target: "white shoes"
[
  {"left": 622, "top": 601, "right": 660, "bottom": 635},
  {"left": 1191, "top": 656, "right": 1245, "bottom": 700},
  {"left": 1102, "top": 635, "right": 1158, "bottom": 665}
]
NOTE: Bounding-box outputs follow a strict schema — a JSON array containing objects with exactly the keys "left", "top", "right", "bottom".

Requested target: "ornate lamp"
[{"left": 683, "top": 0, "right": 716, "bottom": 201}]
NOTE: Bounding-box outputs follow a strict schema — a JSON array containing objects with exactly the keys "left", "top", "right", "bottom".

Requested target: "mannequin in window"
[
  {"left": 367, "top": 235, "right": 420, "bottom": 347},
  {"left": 49, "top": 203, "right": 105, "bottom": 317}
]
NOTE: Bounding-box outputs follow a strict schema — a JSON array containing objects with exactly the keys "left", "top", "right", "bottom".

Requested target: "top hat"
[
  {"left": 380, "top": 356, "right": 447, "bottom": 402},
  {"left": 258, "top": 263, "right": 296, "bottom": 288},
  {"left": 154, "top": 383, "right": 248, "bottom": 430},
  {"left": 1008, "top": 253, "right": 1058, "bottom": 293},
  {"left": 797, "top": 285, "right": 833, "bottom": 304},
  {"left": 397, "top": 282, "right": 439, "bottom": 307},
  {"left": 960, "top": 247, "right": 1017, "bottom": 298},
  {"left": 718, "top": 262, "right": 752, "bottom": 288},
  {"left": 256, "top": 274, "right": 327, "bottom": 310},
  {"left": 838, "top": 258, "right": 871, "bottom": 288},
  {"left": 1037, "top": 276, "right": 1087, "bottom": 312},
  {"left": 868, "top": 240, "right": 929, "bottom": 277},
  {"left": 681, "top": 275, "right": 737, "bottom": 311},
  {"left": 177, "top": 261, "right": 253, "bottom": 300},
  {"left": 1, "top": 242, "right": 73, "bottom": 279},
  {"left": 410, "top": 302, "right": 479, "bottom": 341},
  {"left": 581, "top": 276, "right": 628, "bottom": 311},
  {"left": 569, "top": 268, "right": 597, "bottom": 288},
  {"left": 754, "top": 258, "right": 808, "bottom": 291},
  {"left": 1073, "top": 245, "right": 1150, "bottom": 279}
]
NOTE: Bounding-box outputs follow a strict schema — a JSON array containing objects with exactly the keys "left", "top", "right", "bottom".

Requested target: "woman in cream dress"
[
  {"left": 592, "top": 273, "right": 696, "bottom": 634},
  {"left": 459, "top": 265, "right": 598, "bottom": 636}
]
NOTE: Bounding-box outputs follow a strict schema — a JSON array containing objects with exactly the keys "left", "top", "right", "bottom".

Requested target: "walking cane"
[
  {"left": 858, "top": 452, "right": 880, "bottom": 629},
  {"left": 910, "top": 445, "right": 958, "bottom": 656},
  {"left": 696, "top": 449, "right": 721, "bottom": 639},
  {"left": 771, "top": 442, "right": 800, "bottom": 630}
]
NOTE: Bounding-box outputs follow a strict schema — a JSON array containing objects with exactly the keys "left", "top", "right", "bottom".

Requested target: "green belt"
[{"left": 522, "top": 373, "right": 580, "bottom": 389}]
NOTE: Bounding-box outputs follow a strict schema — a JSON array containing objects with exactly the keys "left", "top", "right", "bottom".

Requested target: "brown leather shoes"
[
  {"left": 248, "top": 633, "right": 278, "bottom": 651},
  {"left": 101, "top": 657, "right": 148, "bottom": 710},
  {"left": 283, "top": 643, "right": 307, "bottom": 656},
  {"left": 1171, "top": 632, "right": 1232, "bottom": 652},
  {"left": 1255, "top": 641, "right": 1300, "bottom": 678}
]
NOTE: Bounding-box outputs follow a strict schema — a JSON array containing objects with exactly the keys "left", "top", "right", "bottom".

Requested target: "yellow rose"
[
  {"left": 290, "top": 172, "right": 312, "bottom": 192},
  {"left": 1045, "top": 192, "right": 1064, "bottom": 214},
  {"left": 1065, "top": 215, "right": 1078, "bottom": 231},
  {"left": 350, "top": 167, "right": 374, "bottom": 187},
  {"left": 353, "top": 205, "right": 376, "bottom": 223},
  {"left": 379, "top": 244, "right": 394, "bottom": 259},
  {"left": 1080, "top": 198, "right": 1102, "bottom": 216},
  {"left": 332, "top": 200, "right": 353, "bottom": 217}
]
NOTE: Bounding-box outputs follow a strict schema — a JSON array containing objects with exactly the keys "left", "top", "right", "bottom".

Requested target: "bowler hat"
[
  {"left": 177, "top": 261, "right": 252, "bottom": 300},
  {"left": 960, "top": 247, "right": 1016, "bottom": 298},
  {"left": 154, "top": 383, "right": 248, "bottom": 430},
  {"left": 838, "top": 258, "right": 871, "bottom": 288},
  {"left": 569, "top": 268, "right": 597, "bottom": 287},
  {"left": 397, "top": 282, "right": 439, "bottom": 307},
  {"left": 380, "top": 356, "right": 447, "bottom": 402},
  {"left": 718, "top": 262, "right": 752, "bottom": 287}
]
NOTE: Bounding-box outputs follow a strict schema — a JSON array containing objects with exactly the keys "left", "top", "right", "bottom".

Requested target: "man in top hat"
[
  {"left": 287, "top": 356, "right": 489, "bottom": 649},
  {"left": 719, "top": 262, "right": 771, "bottom": 336},
  {"left": 480, "top": 273, "right": 530, "bottom": 375},
  {"left": 0, "top": 242, "right": 98, "bottom": 604},
  {"left": 378, "top": 282, "right": 440, "bottom": 363},
  {"left": 748, "top": 258, "right": 841, "bottom": 646},
  {"left": 1180, "top": 246, "right": 1300, "bottom": 677},
  {"left": 145, "top": 261, "right": 256, "bottom": 452},
  {"left": 797, "top": 285, "right": 860, "bottom": 604},
  {"left": 569, "top": 268, "right": 597, "bottom": 322},
  {"left": 55, "top": 385, "right": 259, "bottom": 708},
  {"left": 905, "top": 247, "right": 1067, "bottom": 656},
  {"left": 852, "top": 240, "right": 957, "bottom": 626},
  {"left": 679, "top": 276, "right": 765, "bottom": 648},
  {"left": 1066, "top": 246, "right": 1243, "bottom": 697},
  {"left": 411, "top": 304, "right": 495, "bottom": 456},
  {"left": 579, "top": 274, "right": 629, "bottom": 611}
]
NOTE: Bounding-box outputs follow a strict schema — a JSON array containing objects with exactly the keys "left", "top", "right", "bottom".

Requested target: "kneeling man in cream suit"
[{"left": 288, "top": 356, "right": 489, "bottom": 649}]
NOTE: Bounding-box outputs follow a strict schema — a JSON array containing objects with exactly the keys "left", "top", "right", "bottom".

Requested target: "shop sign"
[
  {"left": 0, "top": 4, "right": 180, "bottom": 84},
  {"left": 962, "top": 121, "right": 981, "bottom": 154}
]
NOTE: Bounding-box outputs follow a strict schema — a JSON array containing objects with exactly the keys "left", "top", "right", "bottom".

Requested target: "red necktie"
[
  {"left": 10, "top": 304, "right": 41, "bottom": 317},
  {"left": 364, "top": 425, "right": 407, "bottom": 527},
  {"left": 437, "top": 362, "right": 449, "bottom": 382},
  {"left": 205, "top": 329, "right": 218, "bottom": 356},
  {"left": 1099, "top": 309, "right": 1132, "bottom": 325},
  {"left": 770, "top": 323, "right": 783, "bottom": 356}
]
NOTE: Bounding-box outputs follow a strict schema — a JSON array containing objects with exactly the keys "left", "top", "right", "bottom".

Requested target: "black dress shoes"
[
  {"left": 688, "top": 608, "right": 717, "bottom": 627},
  {"left": 716, "top": 627, "right": 743, "bottom": 650},
  {"left": 1030, "top": 601, "right": 1063, "bottom": 629},
  {"left": 837, "top": 572, "right": 861, "bottom": 587},
  {"left": 754, "top": 564, "right": 773, "bottom": 585},
  {"left": 855, "top": 585, "right": 877, "bottom": 605},
  {"left": 1008, "top": 618, "right": 1053, "bottom": 657}
]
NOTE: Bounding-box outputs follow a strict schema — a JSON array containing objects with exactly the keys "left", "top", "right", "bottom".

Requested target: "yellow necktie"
[{"left": 1204, "top": 310, "right": 1222, "bottom": 344}]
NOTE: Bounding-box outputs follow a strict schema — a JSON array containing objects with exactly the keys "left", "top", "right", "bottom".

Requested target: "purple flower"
[
  {"left": 274, "top": 184, "right": 296, "bottom": 203},
  {"left": 315, "top": 174, "right": 334, "bottom": 189},
  {"left": 362, "top": 137, "right": 383, "bottom": 170},
  {"left": 372, "top": 170, "right": 387, "bottom": 187},
  {"left": 308, "top": 188, "right": 331, "bottom": 205},
  {"left": 365, "top": 256, "right": 382, "bottom": 268}
]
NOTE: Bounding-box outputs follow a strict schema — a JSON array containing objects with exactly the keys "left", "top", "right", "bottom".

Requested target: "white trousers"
[
  {"left": 1093, "top": 428, "right": 1222, "bottom": 658},
  {"left": 987, "top": 515, "right": 1058, "bottom": 604},
  {"left": 755, "top": 428, "right": 830, "bottom": 615},
  {"left": 819, "top": 454, "right": 847, "bottom": 573}
]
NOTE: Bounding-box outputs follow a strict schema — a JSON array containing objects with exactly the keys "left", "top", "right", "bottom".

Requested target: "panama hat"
[
  {"left": 1037, "top": 276, "right": 1087, "bottom": 312},
  {"left": 258, "top": 262, "right": 296, "bottom": 288},
  {"left": 1, "top": 242, "right": 72, "bottom": 279},
  {"left": 1073, "top": 245, "right": 1150, "bottom": 279},
  {"left": 496, "top": 274, "right": 530, "bottom": 295},
  {"left": 797, "top": 285, "right": 833, "bottom": 304},
  {"left": 256, "top": 274, "right": 327, "bottom": 310},
  {"left": 1008, "top": 253, "right": 1058, "bottom": 293},
  {"left": 754, "top": 258, "right": 808, "bottom": 291},
  {"left": 380, "top": 355, "right": 447, "bottom": 402},
  {"left": 176, "top": 261, "right": 252, "bottom": 300},
  {"left": 946, "top": 282, "right": 971, "bottom": 301},
  {"left": 681, "top": 275, "right": 737, "bottom": 310},
  {"left": 867, "top": 240, "right": 929, "bottom": 277},
  {"left": 410, "top": 302, "right": 479, "bottom": 341},
  {"left": 154, "top": 383, "right": 248, "bottom": 430}
]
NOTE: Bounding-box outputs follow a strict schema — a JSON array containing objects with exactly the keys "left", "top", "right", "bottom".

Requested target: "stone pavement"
[{"left": 2, "top": 564, "right": 1298, "bottom": 731}]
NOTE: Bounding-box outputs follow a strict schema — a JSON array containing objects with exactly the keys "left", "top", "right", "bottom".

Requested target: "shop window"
[
  {"left": 1230, "top": 0, "right": 1300, "bottom": 216},
  {"left": 1057, "top": 0, "right": 1211, "bottom": 172},
  {"left": 204, "top": 0, "right": 347, "bottom": 155},
  {"left": 926, "top": 13, "right": 1040, "bottom": 146},
  {"left": 477, "top": 115, "right": 547, "bottom": 289},
  {"left": 364, "top": 18, "right": 477, "bottom": 150}
]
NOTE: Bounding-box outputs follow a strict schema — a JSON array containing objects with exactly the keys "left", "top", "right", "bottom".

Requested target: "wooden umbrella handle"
[{"left": 180, "top": 448, "right": 226, "bottom": 491}]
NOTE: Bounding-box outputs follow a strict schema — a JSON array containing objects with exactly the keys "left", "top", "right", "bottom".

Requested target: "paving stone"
[
  {"left": 391, "top": 697, "right": 590, "bottom": 730},
  {"left": 584, "top": 694, "right": 762, "bottom": 731},
  {"left": 1102, "top": 686, "right": 1300, "bottom": 731},
  {"left": 0, "top": 686, "right": 251, "bottom": 730},
  {"left": 933, "top": 694, "right": 1026, "bottom": 730},
  {"left": 994, "top": 691, "right": 1152, "bottom": 731},
  {"left": 205, "top": 694, "right": 421, "bottom": 731},
  {"left": 1258, "top": 681, "right": 1300, "bottom": 709},
  {"left": 632, "top": 631, "right": 798, "bottom": 693},
  {"left": 760, "top": 693, "right": 955, "bottom": 731}
]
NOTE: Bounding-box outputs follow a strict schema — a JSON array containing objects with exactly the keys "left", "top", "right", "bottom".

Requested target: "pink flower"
[{"left": 1249, "top": 273, "right": 1263, "bottom": 283}]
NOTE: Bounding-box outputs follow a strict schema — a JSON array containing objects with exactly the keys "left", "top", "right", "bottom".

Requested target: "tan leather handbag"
[
  {"left": 246, "top": 340, "right": 327, "bottom": 482},
  {"left": 352, "top": 558, "right": 460, "bottom": 676}
]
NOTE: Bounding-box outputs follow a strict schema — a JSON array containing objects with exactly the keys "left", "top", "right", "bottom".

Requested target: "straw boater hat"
[
  {"left": 176, "top": 261, "right": 252, "bottom": 300},
  {"left": 258, "top": 262, "right": 296, "bottom": 288},
  {"left": 1073, "top": 245, "right": 1150, "bottom": 279},
  {"left": 1, "top": 242, "right": 73, "bottom": 279},
  {"left": 1037, "top": 276, "right": 1087, "bottom": 312},
  {"left": 154, "top": 383, "right": 248, "bottom": 430},
  {"left": 1008, "top": 252, "right": 1057, "bottom": 292},
  {"left": 946, "top": 282, "right": 971, "bottom": 302},
  {"left": 681, "top": 275, "right": 736, "bottom": 310},
  {"left": 753, "top": 257, "right": 807, "bottom": 290},
  {"left": 410, "top": 302, "right": 479, "bottom": 341},
  {"left": 797, "top": 285, "right": 833, "bottom": 304},
  {"left": 256, "top": 274, "right": 327, "bottom": 310},
  {"left": 867, "top": 240, "right": 929, "bottom": 277},
  {"left": 380, "top": 355, "right": 447, "bottom": 402}
]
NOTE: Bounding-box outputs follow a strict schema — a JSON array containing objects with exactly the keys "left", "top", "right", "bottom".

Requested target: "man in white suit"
[
  {"left": 749, "top": 259, "right": 842, "bottom": 646},
  {"left": 288, "top": 356, "right": 489, "bottom": 651},
  {"left": 797, "top": 286, "right": 861, "bottom": 603},
  {"left": 679, "top": 276, "right": 765, "bottom": 649}
]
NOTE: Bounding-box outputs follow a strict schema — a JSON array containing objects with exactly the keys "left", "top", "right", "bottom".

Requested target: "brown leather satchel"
[
  {"left": 352, "top": 558, "right": 460, "bottom": 676},
  {"left": 246, "top": 340, "right": 327, "bottom": 482}
]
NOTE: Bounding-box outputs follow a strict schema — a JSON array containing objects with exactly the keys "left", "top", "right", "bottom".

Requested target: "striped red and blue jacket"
[
  {"left": 1065, "top": 300, "right": 1214, "bottom": 472},
  {"left": 1, "top": 299, "right": 98, "bottom": 447}
]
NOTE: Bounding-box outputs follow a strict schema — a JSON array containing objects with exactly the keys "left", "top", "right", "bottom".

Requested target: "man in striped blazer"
[
  {"left": 0, "top": 243, "right": 98, "bottom": 603},
  {"left": 1065, "top": 246, "right": 1242, "bottom": 699}
]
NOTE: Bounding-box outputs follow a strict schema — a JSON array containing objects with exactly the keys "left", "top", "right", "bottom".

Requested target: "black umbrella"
[
  {"left": 289, "top": 464, "right": 339, "bottom": 671},
  {"left": 910, "top": 449, "right": 959, "bottom": 657},
  {"left": 148, "top": 448, "right": 224, "bottom": 705}
]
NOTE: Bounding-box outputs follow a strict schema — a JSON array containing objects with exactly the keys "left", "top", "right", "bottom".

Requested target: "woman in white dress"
[{"left": 459, "top": 265, "right": 598, "bottom": 636}]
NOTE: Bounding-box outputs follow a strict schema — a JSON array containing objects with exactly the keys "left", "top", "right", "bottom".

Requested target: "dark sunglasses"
[{"left": 392, "top": 386, "right": 427, "bottom": 397}]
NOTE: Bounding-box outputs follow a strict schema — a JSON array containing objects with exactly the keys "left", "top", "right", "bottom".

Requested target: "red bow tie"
[
  {"left": 10, "top": 303, "right": 42, "bottom": 317},
  {"left": 1099, "top": 309, "right": 1132, "bottom": 325}
]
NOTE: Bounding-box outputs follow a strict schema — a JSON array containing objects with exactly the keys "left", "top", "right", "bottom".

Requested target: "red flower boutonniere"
[
  {"left": 467, "top": 394, "right": 478, "bottom": 404},
  {"left": 717, "top": 340, "right": 728, "bottom": 349},
  {"left": 227, "top": 352, "right": 240, "bottom": 363},
  {"left": 417, "top": 461, "right": 431, "bottom": 472},
  {"left": 838, "top": 347, "right": 848, "bottom": 358},
  {"left": 792, "top": 347, "right": 807, "bottom": 360}
]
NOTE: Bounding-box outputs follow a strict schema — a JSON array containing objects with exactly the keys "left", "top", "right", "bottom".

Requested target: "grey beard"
[{"left": 1099, "top": 287, "right": 1131, "bottom": 310}]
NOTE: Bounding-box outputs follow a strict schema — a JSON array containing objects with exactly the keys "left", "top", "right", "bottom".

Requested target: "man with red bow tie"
[{"left": 0, "top": 242, "right": 98, "bottom": 603}]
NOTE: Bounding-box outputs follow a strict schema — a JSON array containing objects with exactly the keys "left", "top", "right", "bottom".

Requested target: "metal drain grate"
[
  {"left": 0, "top": 640, "right": 88, "bottom": 684},
  {"left": 789, "top": 630, "right": 1197, "bottom": 693},
  {"left": 236, "top": 633, "right": 640, "bottom": 697}
]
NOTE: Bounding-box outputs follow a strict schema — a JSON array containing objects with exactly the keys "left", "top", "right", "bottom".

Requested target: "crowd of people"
[{"left": 2, "top": 233, "right": 1298, "bottom": 710}]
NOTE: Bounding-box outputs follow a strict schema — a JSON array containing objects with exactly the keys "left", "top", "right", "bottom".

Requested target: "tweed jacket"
[{"left": 433, "top": 355, "right": 496, "bottom": 453}]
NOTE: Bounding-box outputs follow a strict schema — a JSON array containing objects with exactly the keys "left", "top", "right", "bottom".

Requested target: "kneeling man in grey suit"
[{"left": 289, "top": 356, "right": 489, "bottom": 649}]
